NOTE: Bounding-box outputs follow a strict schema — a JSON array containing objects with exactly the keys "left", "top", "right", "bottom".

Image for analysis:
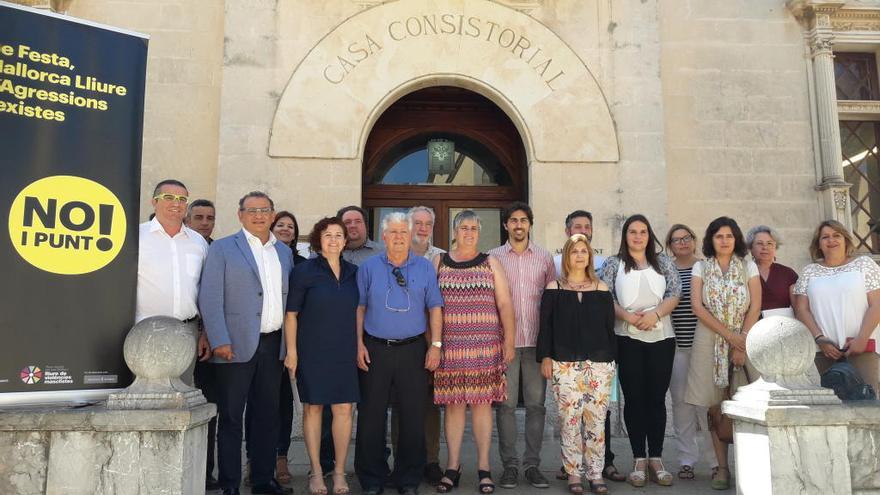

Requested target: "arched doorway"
[{"left": 363, "top": 86, "right": 527, "bottom": 250}]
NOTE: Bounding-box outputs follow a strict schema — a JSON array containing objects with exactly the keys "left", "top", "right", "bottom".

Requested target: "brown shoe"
[{"left": 276, "top": 456, "right": 292, "bottom": 484}]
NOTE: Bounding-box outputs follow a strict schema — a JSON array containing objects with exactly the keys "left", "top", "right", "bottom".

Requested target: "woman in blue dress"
[{"left": 285, "top": 217, "right": 360, "bottom": 495}]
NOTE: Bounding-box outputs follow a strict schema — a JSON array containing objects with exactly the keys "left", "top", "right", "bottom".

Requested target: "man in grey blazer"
[{"left": 199, "top": 191, "right": 294, "bottom": 495}]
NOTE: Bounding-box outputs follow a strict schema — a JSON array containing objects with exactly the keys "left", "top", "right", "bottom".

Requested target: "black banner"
[{"left": 0, "top": 4, "right": 146, "bottom": 399}]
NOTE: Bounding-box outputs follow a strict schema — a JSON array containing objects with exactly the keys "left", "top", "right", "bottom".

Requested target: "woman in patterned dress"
[{"left": 432, "top": 210, "right": 515, "bottom": 494}]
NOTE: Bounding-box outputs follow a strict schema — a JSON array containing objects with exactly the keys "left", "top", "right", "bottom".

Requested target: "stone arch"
[{"left": 269, "top": 0, "right": 619, "bottom": 163}]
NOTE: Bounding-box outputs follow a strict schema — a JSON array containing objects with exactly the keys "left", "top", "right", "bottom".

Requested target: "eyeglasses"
[
  {"left": 569, "top": 233, "right": 589, "bottom": 242},
  {"left": 392, "top": 266, "right": 406, "bottom": 287},
  {"left": 385, "top": 287, "right": 411, "bottom": 313},
  {"left": 240, "top": 207, "right": 274, "bottom": 215},
  {"left": 154, "top": 193, "right": 188, "bottom": 203},
  {"left": 670, "top": 235, "right": 694, "bottom": 244}
]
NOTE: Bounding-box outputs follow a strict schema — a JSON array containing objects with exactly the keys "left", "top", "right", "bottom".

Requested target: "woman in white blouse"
[
  {"left": 600, "top": 214, "right": 680, "bottom": 488},
  {"left": 684, "top": 216, "right": 761, "bottom": 491},
  {"left": 793, "top": 219, "right": 880, "bottom": 393}
]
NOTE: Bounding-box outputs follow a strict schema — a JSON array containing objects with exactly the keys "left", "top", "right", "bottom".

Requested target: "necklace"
[{"left": 565, "top": 278, "right": 594, "bottom": 290}]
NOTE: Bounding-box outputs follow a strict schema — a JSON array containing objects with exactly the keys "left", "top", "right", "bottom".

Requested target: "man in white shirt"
[
  {"left": 198, "top": 191, "right": 294, "bottom": 495},
  {"left": 136, "top": 179, "right": 210, "bottom": 386}
]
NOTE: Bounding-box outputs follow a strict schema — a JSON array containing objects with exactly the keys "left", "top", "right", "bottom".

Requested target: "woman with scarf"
[{"left": 684, "top": 217, "right": 761, "bottom": 491}]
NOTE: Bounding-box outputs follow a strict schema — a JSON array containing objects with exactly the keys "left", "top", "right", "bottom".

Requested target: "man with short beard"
[{"left": 488, "top": 202, "right": 555, "bottom": 489}]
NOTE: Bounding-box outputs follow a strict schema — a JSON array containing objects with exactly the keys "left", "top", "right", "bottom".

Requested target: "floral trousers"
[{"left": 551, "top": 360, "right": 616, "bottom": 480}]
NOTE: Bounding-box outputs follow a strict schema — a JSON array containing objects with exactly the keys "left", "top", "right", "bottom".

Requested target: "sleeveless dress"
[{"left": 433, "top": 253, "right": 507, "bottom": 405}]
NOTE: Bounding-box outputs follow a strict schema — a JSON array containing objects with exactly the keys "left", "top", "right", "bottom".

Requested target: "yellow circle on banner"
[{"left": 8, "top": 175, "right": 127, "bottom": 275}]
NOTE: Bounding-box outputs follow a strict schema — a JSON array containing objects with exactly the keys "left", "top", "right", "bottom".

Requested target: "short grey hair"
[
  {"left": 746, "top": 225, "right": 783, "bottom": 248},
  {"left": 186, "top": 199, "right": 215, "bottom": 217},
  {"left": 381, "top": 211, "right": 411, "bottom": 232},
  {"left": 452, "top": 210, "right": 481, "bottom": 231},
  {"left": 407, "top": 205, "right": 436, "bottom": 223}
]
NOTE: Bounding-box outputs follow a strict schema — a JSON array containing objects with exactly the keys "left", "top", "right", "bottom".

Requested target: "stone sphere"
[
  {"left": 746, "top": 316, "right": 815, "bottom": 378},
  {"left": 123, "top": 316, "right": 196, "bottom": 380}
]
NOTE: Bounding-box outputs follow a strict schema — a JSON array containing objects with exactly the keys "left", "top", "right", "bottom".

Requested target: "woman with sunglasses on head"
[
  {"left": 538, "top": 234, "right": 616, "bottom": 495},
  {"left": 794, "top": 220, "right": 880, "bottom": 393},
  {"left": 664, "top": 225, "right": 714, "bottom": 481},
  {"left": 284, "top": 217, "right": 360, "bottom": 495},
  {"left": 684, "top": 216, "right": 761, "bottom": 491},
  {"left": 432, "top": 210, "right": 516, "bottom": 495},
  {"left": 600, "top": 214, "right": 680, "bottom": 488}
]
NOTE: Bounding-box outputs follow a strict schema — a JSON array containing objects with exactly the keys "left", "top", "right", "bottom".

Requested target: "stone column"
[
  {"left": 723, "top": 316, "right": 880, "bottom": 495},
  {"left": 789, "top": 1, "right": 852, "bottom": 228}
]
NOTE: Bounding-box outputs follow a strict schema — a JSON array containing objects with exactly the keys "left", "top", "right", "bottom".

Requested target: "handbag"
[{"left": 707, "top": 365, "right": 751, "bottom": 444}]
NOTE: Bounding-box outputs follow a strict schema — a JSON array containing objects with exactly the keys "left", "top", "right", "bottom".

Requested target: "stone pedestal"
[
  {"left": 722, "top": 316, "right": 880, "bottom": 495},
  {"left": 0, "top": 316, "right": 216, "bottom": 494}
]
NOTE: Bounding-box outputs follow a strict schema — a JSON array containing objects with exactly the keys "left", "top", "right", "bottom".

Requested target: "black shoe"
[
  {"left": 362, "top": 488, "right": 382, "bottom": 495},
  {"left": 425, "top": 462, "right": 443, "bottom": 485},
  {"left": 221, "top": 488, "right": 240, "bottom": 495},
  {"left": 251, "top": 478, "right": 294, "bottom": 494},
  {"left": 524, "top": 467, "right": 549, "bottom": 489},
  {"left": 400, "top": 486, "right": 418, "bottom": 495},
  {"left": 206, "top": 474, "right": 221, "bottom": 490}
]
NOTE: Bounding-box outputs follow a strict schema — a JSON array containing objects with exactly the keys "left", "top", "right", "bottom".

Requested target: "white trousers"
[{"left": 670, "top": 347, "right": 716, "bottom": 468}]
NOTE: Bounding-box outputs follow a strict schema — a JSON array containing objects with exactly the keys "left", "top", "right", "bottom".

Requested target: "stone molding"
[
  {"left": 268, "top": 0, "right": 620, "bottom": 163},
  {"left": 353, "top": 0, "right": 543, "bottom": 12},
  {"left": 838, "top": 99, "right": 880, "bottom": 119}
]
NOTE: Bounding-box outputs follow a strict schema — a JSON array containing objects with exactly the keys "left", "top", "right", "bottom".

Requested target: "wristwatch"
[{"left": 431, "top": 341, "right": 442, "bottom": 349}]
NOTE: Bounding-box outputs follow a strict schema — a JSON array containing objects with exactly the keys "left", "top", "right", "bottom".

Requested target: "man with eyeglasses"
[
  {"left": 136, "top": 179, "right": 210, "bottom": 388},
  {"left": 551, "top": 210, "right": 627, "bottom": 484},
  {"left": 354, "top": 212, "right": 443, "bottom": 495},
  {"left": 489, "top": 202, "right": 556, "bottom": 490},
  {"left": 199, "top": 191, "right": 294, "bottom": 495}
]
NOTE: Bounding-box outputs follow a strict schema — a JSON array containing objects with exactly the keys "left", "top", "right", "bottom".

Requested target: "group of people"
[{"left": 136, "top": 178, "right": 880, "bottom": 495}]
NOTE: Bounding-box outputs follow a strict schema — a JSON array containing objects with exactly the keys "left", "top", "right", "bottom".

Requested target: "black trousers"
[
  {"left": 617, "top": 336, "right": 675, "bottom": 458},
  {"left": 194, "top": 360, "right": 219, "bottom": 477},
  {"left": 355, "top": 338, "right": 427, "bottom": 491},
  {"left": 215, "top": 331, "right": 283, "bottom": 489},
  {"left": 604, "top": 412, "right": 614, "bottom": 467}
]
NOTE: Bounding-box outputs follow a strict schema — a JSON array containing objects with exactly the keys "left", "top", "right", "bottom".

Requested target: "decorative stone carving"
[
  {"left": 809, "top": 34, "right": 834, "bottom": 56},
  {"left": 837, "top": 99, "right": 880, "bottom": 118},
  {"left": 107, "top": 316, "right": 205, "bottom": 410},
  {"left": 834, "top": 189, "right": 849, "bottom": 210}
]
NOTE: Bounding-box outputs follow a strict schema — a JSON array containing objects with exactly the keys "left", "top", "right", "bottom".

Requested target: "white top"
[
  {"left": 793, "top": 256, "right": 880, "bottom": 352},
  {"left": 243, "top": 229, "right": 284, "bottom": 333},
  {"left": 136, "top": 218, "right": 208, "bottom": 323},
  {"left": 691, "top": 259, "right": 759, "bottom": 280},
  {"left": 613, "top": 262, "right": 675, "bottom": 342},
  {"left": 554, "top": 252, "right": 606, "bottom": 278}
]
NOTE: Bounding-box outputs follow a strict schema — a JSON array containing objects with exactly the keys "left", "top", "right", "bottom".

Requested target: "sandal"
[
  {"left": 648, "top": 458, "right": 673, "bottom": 486},
  {"left": 567, "top": 474, "right": 584, "bottom": 494},
  {"left": 332, "top": 472, "right": 350, "bottom": 495},
  {"left": 478, "top": 470, "right": 495, "bottom": 494},
  {"left": 628, "top": 458, "right": 646, "bottom": 488},
  {"left": 557, "top": 466, "right": 569, "bottom": 481},
  {"left": 435, "top": 467, "right": 461, "bottom": 493},
  {"left": 309, "top": 472, "right": 328, "bottom": 495},
  {"left": 588, "top": 480, "right": 608, "bottom": 495},
  {"left": 711, "top": 466, "right": 730, "bottom": 490},
  {"left": 677, "top": 465, "right": 695, "bottom": 480},
  {"left": 602, "top": 465, "right": 626, "bottom": 483}
]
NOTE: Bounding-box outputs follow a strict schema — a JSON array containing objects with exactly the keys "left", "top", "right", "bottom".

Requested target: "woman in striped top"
[{"left": 664, "top": 224, "right": 714, "bottom": 481}]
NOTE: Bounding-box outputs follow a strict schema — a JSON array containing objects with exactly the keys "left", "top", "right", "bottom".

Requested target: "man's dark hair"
[
  {"left": 565, "top": 210, "right": 593, "bottom": 230},
  {"left": 702, "top": 216, "right": 748, "bottom": 259},
  {"left": 186, "top": 199, "right": 215, "bottom": 217},
  {"left": 336, "top": 205, "right": 368, "bottom": 227},
  {"left": 152, "top": 179, "right": 187, "bottom": 196},
  {"left": 238, "top": 191, "right": 274, "bottom": 210},
  {"left": 502, "top": 201, "right": 534, "bottom": 224}
]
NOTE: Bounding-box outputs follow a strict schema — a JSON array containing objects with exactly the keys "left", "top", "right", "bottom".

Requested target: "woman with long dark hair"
[
  {"left": 684, "top": 216, "right": 761, "bottom": 491},
  {"left": 600, "top": 214, "right": 680, "bottom": 488}
]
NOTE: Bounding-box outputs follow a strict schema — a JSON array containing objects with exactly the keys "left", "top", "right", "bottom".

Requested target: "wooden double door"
[{"left": 362, "top": 86, "right": 526, "bottom": 251}]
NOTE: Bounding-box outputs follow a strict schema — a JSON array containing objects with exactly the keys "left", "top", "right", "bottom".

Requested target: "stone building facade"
[{"left": 17, "top": 0, "right": 880, "bottom": 267}]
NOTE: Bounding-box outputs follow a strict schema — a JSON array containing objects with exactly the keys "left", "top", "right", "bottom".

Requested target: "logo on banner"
[
  {"left": 8, "top": 175, "right": 127, "bottom": 275},
  {"left": 20, "top": 365, "right": 42, "bottom": 384}
]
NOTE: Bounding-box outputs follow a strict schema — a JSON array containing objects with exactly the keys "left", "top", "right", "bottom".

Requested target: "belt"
[
  {"left": 182, "top": 315, "right": 199, "bottom": 324},
  {"left": 260, "top": 329, "right": 281, "bottom": 339},
  {"left": 364, "top": 333, "right": 423, "bottom": 346}
]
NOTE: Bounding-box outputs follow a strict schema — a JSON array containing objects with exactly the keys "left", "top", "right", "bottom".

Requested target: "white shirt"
[
  {"left": 243, "top": 229, "right": 284, "bottom": 333},
  {"left": 136, "top": 218, "right": 208, "bottom": 323}
]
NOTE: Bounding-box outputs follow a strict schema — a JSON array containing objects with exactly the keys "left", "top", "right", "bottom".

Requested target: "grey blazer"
[{"left": 198, "top": 230, "right": 294, "bottom": 364}]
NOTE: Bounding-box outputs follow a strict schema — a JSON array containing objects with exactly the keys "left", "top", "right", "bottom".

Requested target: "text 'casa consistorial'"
[{"left": 322, "top": 13, "right": 566, "bottom": 90}]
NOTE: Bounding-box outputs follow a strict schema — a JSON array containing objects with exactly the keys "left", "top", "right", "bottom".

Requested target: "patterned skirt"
[{"left": 433, "top": 326, "right": 506, "bottom": 405}]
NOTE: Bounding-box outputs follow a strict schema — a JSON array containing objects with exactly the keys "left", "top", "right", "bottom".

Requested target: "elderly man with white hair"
[{"left": 354, "top": 212, "right": 444, "bottom": 495}]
